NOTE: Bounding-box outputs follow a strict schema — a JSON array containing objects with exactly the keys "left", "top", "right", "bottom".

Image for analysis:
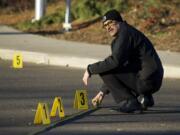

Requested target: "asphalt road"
[{"left": 0, "top": 60, "right": 180, "bottom": 135}]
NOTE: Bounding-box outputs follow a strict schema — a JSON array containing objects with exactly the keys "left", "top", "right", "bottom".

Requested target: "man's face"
[{"left": 103, "top": 20, "right": 119, "bottom": 37}]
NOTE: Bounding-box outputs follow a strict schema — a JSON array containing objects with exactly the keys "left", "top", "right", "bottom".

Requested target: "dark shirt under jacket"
[{"left": 88, "top": 21, "right": 163, "bottom": 81}]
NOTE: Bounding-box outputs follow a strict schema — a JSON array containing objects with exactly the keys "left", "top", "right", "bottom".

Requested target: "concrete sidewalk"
[{"left": 0, "top": 25, "right": 180, "bottom": 78}]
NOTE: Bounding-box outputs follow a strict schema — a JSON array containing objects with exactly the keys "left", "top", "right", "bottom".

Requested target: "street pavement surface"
[{"left": 0, "top": 60, "right": 180, "bottom": 135}]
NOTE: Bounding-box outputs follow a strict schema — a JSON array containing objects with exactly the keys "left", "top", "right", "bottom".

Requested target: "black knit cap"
[{"left": 102, "top": 9, "right": 123, "bottom": 23}]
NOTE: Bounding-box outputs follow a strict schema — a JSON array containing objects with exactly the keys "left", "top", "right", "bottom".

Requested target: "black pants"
[{"left": 99, "top": 70, "right": 163, "bottom": 103}]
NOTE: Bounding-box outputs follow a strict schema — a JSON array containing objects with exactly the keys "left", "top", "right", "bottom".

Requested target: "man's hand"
[
  {"left": 82, "top": 69, "right": 90, "bottom": 86},
  {"left": 92, "top": 91, "right": 105, "bottom": 107}
]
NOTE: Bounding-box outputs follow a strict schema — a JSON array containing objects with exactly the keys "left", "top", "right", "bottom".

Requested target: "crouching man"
[{"left": 82, "top": 9, "right": 164, "bottom": 113}]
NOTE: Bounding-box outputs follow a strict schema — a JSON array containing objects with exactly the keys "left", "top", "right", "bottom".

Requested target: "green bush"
[
  {"left": 71, "top": 0, "right": 129, "bottom": 20},
  {"left": 41, "top": 9, "right": 65, "bottom": 25},
  {"left": 71, "top": 0, "right": 99, "bottom": 20},
  {"left": 16, "top": 7, "right": 65, "bottom": 31},
  {"left": 138, "top": 0, "right": 160, "bottom": 19},
  {"left": 16, "top": 20, "right": 41, "bottom": 31},
  {"left": 96, "top": 0, "right": 128, "bottom": 15}
]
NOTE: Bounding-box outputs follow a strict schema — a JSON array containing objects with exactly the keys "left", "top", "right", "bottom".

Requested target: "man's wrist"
[{"left": 99, "top": 91, "right": 104, "bottom": 96}]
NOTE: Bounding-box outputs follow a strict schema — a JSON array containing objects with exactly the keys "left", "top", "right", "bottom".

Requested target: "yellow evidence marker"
[
  {"left": 74, "top": 90, "right": 89, "bottom": 110},
  {"left": 13, "top": 53, "right": 23, "bottom": 68},
  {"left": 34, "top": 103, "right": 51, "bottom": 125},
  {"left": 50, "top": 97, "right": 65, "bottom": 118}
]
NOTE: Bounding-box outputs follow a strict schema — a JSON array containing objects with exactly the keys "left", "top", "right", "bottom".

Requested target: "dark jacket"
[{"left": 88, "top": 21, "right": 163, "bottom": 81}]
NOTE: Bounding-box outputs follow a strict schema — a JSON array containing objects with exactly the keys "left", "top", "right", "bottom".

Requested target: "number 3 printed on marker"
[{"left": 80, "top": 92, "right": 85, "bottom": 105}]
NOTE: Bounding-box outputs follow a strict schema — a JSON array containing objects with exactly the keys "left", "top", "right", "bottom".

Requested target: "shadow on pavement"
[{"left": 45, "top": 131, "right": 180, "bottom": 135}]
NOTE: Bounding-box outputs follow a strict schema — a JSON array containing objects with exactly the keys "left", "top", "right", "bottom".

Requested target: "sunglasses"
[{"left": 103, "top": 20, "right": 117, "bottom": 28}]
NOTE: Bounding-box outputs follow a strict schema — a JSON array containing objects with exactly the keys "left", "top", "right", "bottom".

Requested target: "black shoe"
[
  {"left": 112, "top": 98, "right": 143, "bottom": 113},
  {"left": 140, "top": 94, "right": 154, "bottom": 110}
]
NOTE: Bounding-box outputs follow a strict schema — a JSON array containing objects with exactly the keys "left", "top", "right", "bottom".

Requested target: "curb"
[
  {"left": 0, "top": 48, "right": 180, "bottom": 78},
  {"left": 0, "top": 48, "right": 98, "bottom": 68}
]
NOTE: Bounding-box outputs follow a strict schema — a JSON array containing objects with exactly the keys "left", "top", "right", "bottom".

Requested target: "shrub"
[{"left": 71, "top": 0, "right": 129, "bottom": 20}]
